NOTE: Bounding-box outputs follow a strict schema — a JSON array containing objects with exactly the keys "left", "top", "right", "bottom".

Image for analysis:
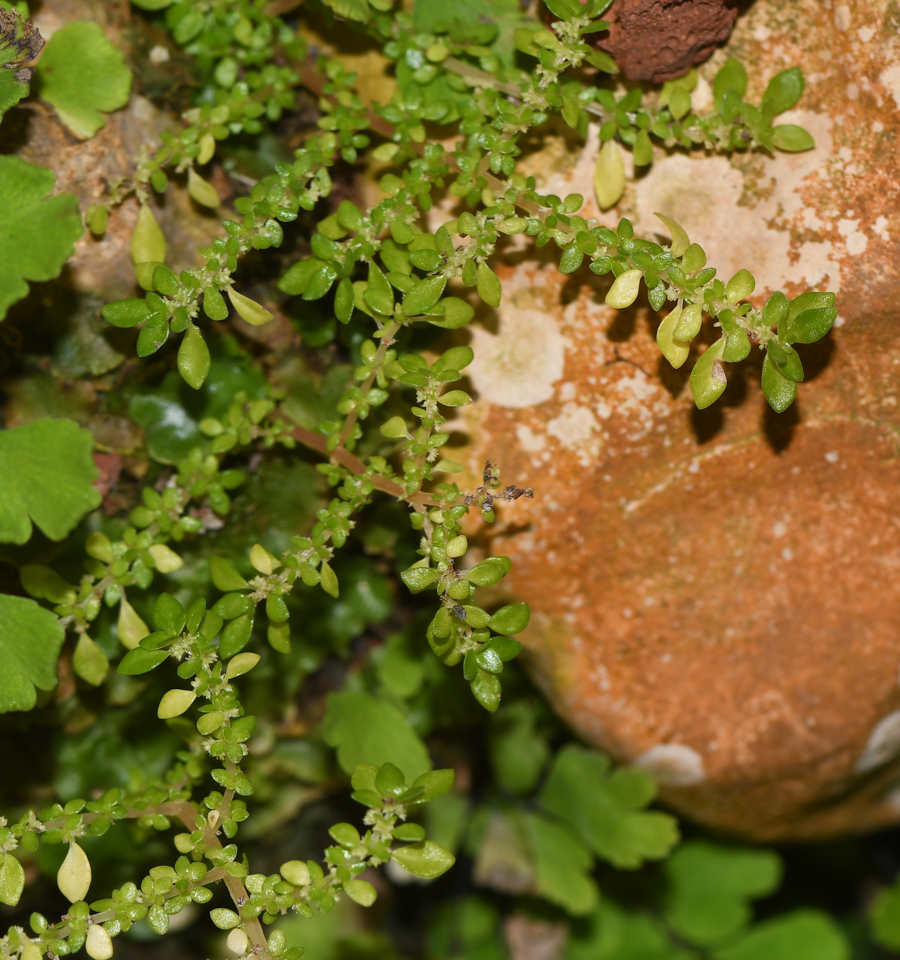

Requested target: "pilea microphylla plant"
[{"left": 0, "top": 0, "right": 872, "bottom": 958}]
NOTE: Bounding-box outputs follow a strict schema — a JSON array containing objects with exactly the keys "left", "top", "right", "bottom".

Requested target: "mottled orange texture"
[{"left": 460, "top": 0, "right": 900, "bottom": 839}]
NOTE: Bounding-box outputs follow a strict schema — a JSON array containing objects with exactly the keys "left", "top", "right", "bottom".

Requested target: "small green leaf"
[
  {"left": 760, "top": 67, "right": 804, "bottom": 124},
  {"left": 489, "top": 603, "right": 530, "bottom": 635},
  {"left": 118, "top": 646, "right": 169, "bottom": 676},
  {"left": 363, "top": 262, "right": 394, "bottom": 316},
  {"left": 722, "top": 325, "right": 750, "bottom": 363},
  {"left": 130, "top": 204, "right": 166, "bottom": 266},
  {"left": 771, "top": 124, "right": 815, "bottom": 151},
  {"left": 203, "top": 286, "right": 228, "bottom": 321},
  {"left": 427, "top": 297, "right": 474, "bottom": 329},
  {"left": 37, "top": 21, "right": 132, "bottom": 139},
  {"left": 462, "top": 557, "right": 510, "bottom": 586},
  {"left": 761, "top": 356, "right": 797, "bottom": 412},
  {"left": 674, "top": 302, "right": 702, "bottom": 341},
  {"left": 380, "top": 416, "right": 409, "bottom": 439},
  {"left": 73, "top": 634, "right": 109, "bottom": 686},
  {"left": 187, "top": 167, "right": 219, "bottom": 208},
  {"left": 594, "top": 139, "right": 625, "bottom": 210},
  {"left": 278, "top": 257, "right": 325, "bottom": 296},
  {"left": 605, "top": 268, "right": 643, "bottom": 309},
  {"left": 210, "top": 908, "right": 240, "bottom": 930},
  {"left": 476, "top": 261, "right": 502, "bottom": 307},
  {"left": 713, "top": 58, "right": 748, "bottom": 111},
  {"left": 655, "top": 213, "right": 690, "bottom": 257},
  {"left": 0, "top": 854, "right": 24, "bottom": 907},
  {"left": 785, "top": 292, "right": 836, "bottom": 343},
  {"left": 656, "top": 302, "right": 689, "bottom": 369},
  {"left": 411, "top": 768, "right": 455, "bottom": 803},
  {"left": 209, "top": 556, "right": 249, "bottom": 591},
  {"left": 158, "top": 688, "right": 196, "bottom": 719},
  {"left": 633, "top": 129, "right": 653, "bottom": 167},
  {"left": 681, "top": 242, "right": 707, "bottom": 274},
  {"left": 57, "top": 841, "right": 91, "bottom": 903},
  {"left": 400, "top": 564, "right": 439, "bottom": 593},
  {"left": 101, "top": 298, "right": 151, "bottom": 328},
  {"left": 391, "top": 841, "right": 455, "bottom": 879},
  {"left": 766, "top": 340, "right": 803, "bottom": 381},
  {"left": 437, "top": 390, "right": 472, "bottom": 407},
  {"left": 153, "top": 593, "right": 186, "bottom": 635},
  {"left": 319, "top": 560, "right": 339, "bottom": 598},
  {"left": 689, "top": 339, "right": 727, "bottom": 409},
  {"left": 402, "top": 276, "right": 446, "bottom": 316},
  {"left": 228, "top": 288, "right": 273, "bottom": 326},
  {"left": 178, "top": 323, "right": 211, "bottom": 389},
  {"left": 559, "top": 244, "right": 584, "bottom": 275},
  {"left": 344, "top": 878, "right": 377, "bottom": 906},
  {"left": 725, "top": 269, "right": 755, "bottom": 303}
]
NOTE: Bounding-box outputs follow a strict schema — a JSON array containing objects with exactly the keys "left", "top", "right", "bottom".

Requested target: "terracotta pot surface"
[
  {"left": 460, "top": 0, "right": 900, "bottom": 840},
  {"left": 597, "top": 0, "right": 739, "bottom": 82}
]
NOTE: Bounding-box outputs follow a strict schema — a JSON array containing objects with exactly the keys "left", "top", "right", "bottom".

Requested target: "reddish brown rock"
[
  {"left": 460, "top": 0, "right": 900, "bottom": 840},
  {"left": 597, "top": 0, "right": 738, "bottom": 82}
]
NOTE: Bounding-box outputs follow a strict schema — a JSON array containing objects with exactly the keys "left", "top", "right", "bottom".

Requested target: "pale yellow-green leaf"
[
  {"left": 446, "top": 535, "right": 468, "bottom": 559},
  {"left": 148, "top": 543, "right": 183, "bottom": 573},
  {"left": 228, "top": 287, "right": 274, "bottom": 326},
  {"left": 85, "top": 923, "right": 113, "bottom": 960},
  {"left": 225, "top": 653, "right": 260, "bottom": 680},
  {"left": 57, "top": 841, "right": 91, "bottom": 903},
  {"left": 593, "top": 139, "right": 625, "bottom": 210},
  {"left": 320, "top": 561, "right": 339, "bottom": 598},
  {"left": 73, "top": 634, "right": 109, "bottom": 686},
  {"left": 130, "top": 205, "right": 166, "bottom": 266},
  {"left": 249, "top": 543, "right": 277, "bottom": 575},
  {"left": 187, "top": 167, "right": 220, "bottom": 208},
  {"left": 605, "top": 268, "right": 643, "bottom": 309},
  {"left": 226, "top": 929, "right": 248, "bottom": 955},
  {"left": 117, "top": 597, "right": 148, "bottom": 650},
  {"left": 20, "top": 943, "right": 42, "bottom": 960},
  {"left": 674, "top": 302, "right": 703, "bottom": 341},
  {"left": 689, "top": 338, "right": 728, "bottom": 410},
  {"left": 280, "top": 860, "right": 311, "bottom": 885},
  {"left": 197, "top": 133, "right": 216, "bottom": 165},
  {"left": 655, "top": 212, "right": 690, "bottom": 257},
  {"left": 158, "top": 688, "right": 196, "bottom": 719},
  {"left": 656, "top": 303, "right": 690, "bottom": 369},
  {"left": 0, "top": 853, "right": 25, "bottom": 906}
]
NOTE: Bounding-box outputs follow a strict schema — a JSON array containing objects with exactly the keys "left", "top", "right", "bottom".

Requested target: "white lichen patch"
[
  {"left": 468, "top": 304, "right": 565, "bottom": 408},
  {"left": 546, "top": 402, "right": 598, "bottom": 447},
  {"left": 881, "top": 64, "right": 900, "bottom": 110},
  {"left": 855, "top": 710, "right": 900, "bottom": 773},
  {"left": 516, "top": 423, "right": 547, "bottom": 453},
  {"left": 631, "top": 111, "right": 842, "bottom": 295},
  {"left": 837, "top": 218, "right": 869, "bottom": 254},
  {"left": 634, "top": 744, "right": 706, "bottom": 786}
]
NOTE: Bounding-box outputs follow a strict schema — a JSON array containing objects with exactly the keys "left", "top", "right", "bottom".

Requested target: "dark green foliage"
[{"left": 0, "top": 1, "right": 854, "bottom": 959}]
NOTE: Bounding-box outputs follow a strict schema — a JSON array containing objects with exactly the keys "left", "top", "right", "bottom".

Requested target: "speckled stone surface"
[{"left": 459, "top": 0, "right": 900, "bottom": 840}]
